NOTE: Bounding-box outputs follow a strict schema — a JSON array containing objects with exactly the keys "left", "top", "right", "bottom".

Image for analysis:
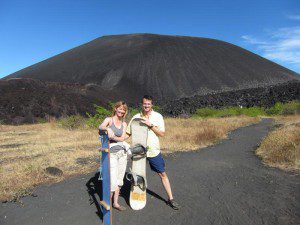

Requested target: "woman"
[{"left": 99, "top": 101, "right": 128, "bottom": 211}]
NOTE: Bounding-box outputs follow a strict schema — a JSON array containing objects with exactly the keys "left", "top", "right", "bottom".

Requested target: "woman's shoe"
[{"left": 113, "top": 204, "right": 126, "bottom": 211}]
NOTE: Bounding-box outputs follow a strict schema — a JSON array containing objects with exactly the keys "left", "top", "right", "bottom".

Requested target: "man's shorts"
[{"left": 147, "top": 153, "right": 165, "bottom": 173}]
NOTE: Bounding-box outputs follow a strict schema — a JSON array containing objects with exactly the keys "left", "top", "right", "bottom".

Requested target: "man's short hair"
[{"left": 142, "top": 95, "right": 153, "bottom": 103}]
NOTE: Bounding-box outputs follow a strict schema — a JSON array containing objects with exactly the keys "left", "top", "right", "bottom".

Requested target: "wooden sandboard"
[{"left": 129, "top": 118, "right": 148, "bottom": 210}]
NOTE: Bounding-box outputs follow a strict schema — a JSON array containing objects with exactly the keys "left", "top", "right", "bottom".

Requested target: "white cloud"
[
  {"left": 242, "top": 27, "right": 300, "bottom": 69},
  {"left": 286, "top": 14, "right": 300, "bottom": 20},
  {"left": 241, "top": 35, "right": 268, "bottom": 45}
]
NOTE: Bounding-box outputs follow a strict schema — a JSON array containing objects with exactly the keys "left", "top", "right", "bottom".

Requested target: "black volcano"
[
  {"left": 1, "top": 34, "right": 299, "bottom": 123},
  {"left": 4, "top": 34, "right": 299, "bottom": 103}
]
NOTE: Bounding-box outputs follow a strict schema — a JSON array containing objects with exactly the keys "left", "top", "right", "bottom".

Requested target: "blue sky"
[{"left": 0, "top": 0, "right": 299, "bottom": 78}]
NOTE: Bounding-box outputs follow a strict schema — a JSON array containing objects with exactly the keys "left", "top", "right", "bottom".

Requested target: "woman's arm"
[
  {"left": 99, "top": 117, "right": 110, "bottom": 130},
  {"left": 98, "top": 117, "right": 114, "bottom": 138},
  {"left": 110, "top": 122, "right": 128, "bottom": 142}
]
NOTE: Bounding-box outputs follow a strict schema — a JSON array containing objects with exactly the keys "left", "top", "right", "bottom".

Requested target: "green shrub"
[
  {"left": 86, "top": 104, "right": 143, "bottom": 128},
  {"left": 126, "top": 107, "right": 140, "bottom": 121},
  {"left": 265, "top": 102, "right": 283, "bottom": 115},
  {"left": 194, "top": 101, "right": 300, "bottom": 118},
  {"left": 86, "top": 104, "right": 111, "bottom": 128},
  {"left": 240, "top": 107, "right": 265, "bottom": 117},
  {"left": 153, "top": 105, "right": 162, "bottom": 113},
  {"left": 216, "top": 107, "right": 242, "bottom": 117},
  {"left": 281, "top": 101, "right": 300, "bottom": 115},
  {"left": 36, "top": 118, "right": 47, "bottom": 123},
  {"left": 58, "top": 115, "right": 86, "bottom": 130},
  {"left": 194, "top": 106, "right": 265, "bottom": 118},
  {"left": 195, "top": 108, "right": 218, "bottom": 118}
]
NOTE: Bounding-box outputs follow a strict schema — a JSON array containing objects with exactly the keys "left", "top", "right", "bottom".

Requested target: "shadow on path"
[{"left": 86, "top": 172, "right": 103, "bottom": 221}]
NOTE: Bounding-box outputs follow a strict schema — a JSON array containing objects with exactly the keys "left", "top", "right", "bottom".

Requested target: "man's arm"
[
  {"left": 150, "top": 125, "right": 165, "bottom": 137},
  {"left": 140, "top": 118, "right": 165, "bottom": 137}
]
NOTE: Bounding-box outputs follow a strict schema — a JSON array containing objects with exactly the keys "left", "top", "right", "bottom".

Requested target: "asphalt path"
[{"left": 1, "top": 119, "right": 299, "bottom": 225}]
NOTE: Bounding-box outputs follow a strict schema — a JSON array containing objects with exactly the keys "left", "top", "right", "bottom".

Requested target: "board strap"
[{"left": 126, "top": 170, "right": 146, "bottom": 191}]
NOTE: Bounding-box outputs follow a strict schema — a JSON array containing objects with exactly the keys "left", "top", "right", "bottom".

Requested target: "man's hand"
[{"left": 141, "top": 118, "right": 152, "bottom": 127}]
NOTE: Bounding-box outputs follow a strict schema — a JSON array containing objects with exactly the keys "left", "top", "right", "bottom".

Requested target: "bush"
[
  {"left": 195, "top": 108, "right": 219, "bottom": 118},
  {"left": 240, "top": 107, "right": 265, "bottom": 117},
  {"left": 126, "top": 107, "right": 140, "bottom": 121},
  {"left": 195, "top": 107, "right": 246, "bottom": 118},
  {"left": 58, "top": 115, "right": 86, "bottom": 130},
  {"left": 194, "top": 106, "right": 265, "bottom": 118},
  {"left": 216, "top": 107, "right": 242, "bottom": 117},
  {"left": 85, "top": 104, "right": 143, "bottom": 128},
  {"left": 265, "top": 102, "right": 283, "bottom": 115},
  {"left": 36, "top": 118, "right": 47, "bottom": 123},
  {"left": 153, "top": 105, "right": 162, "bottom": 113},
  {"left": 86, "top": 104, "right": 111, "bottom": 128},
  {"left": 282, "top": 101, "right": 300, "bottom": 115},
  {"left": 193, "top": 101, "right": 300, "bottom": 118}
]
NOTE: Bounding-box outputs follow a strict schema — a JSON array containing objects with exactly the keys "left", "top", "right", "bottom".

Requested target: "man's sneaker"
[{"left": 167, "top": 199, "right": 181, "bottom": 210}]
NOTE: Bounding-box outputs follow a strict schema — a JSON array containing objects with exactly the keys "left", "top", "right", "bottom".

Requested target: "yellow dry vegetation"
[
  {"left": 161, "top": 116, "right": 260, "bottom": 151},
  {"left": 0, "top": 116, "right": 259, "bottom": 201},
  {"left": 0, "top": 123, "right": 99, "bottom": 201},
  {"left": 256, "top": 115, "right": 300, "bottom": 171}
]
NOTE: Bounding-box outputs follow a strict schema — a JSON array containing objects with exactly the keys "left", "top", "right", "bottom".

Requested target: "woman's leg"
[
  {"left": 113, "top": 187, "right": 120, "bottom": 207},
  {"left": 113, "top": 151, "right": 127, "bottom": 209},
  {"left": 110, "top": 153, "right": 118, "bottom": 200}
]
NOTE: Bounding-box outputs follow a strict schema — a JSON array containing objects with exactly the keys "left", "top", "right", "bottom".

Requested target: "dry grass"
[
  {"left": 0, "top": 123, "right": 99, "bottom": 201},
  {"left": 161, "top": 116, "right": 260, "bottom": 152},
  {"left": 256, "top": 115, "right": 300, "bottom": 171},
  {"left": 0, "top": 116, "right": 259, "bottom": 201}
]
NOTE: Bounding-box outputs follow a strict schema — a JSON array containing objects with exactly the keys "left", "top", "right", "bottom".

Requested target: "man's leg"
[
  {"left": 158, "top": 172, "right": 173, "bottom": 200},
  {"left": 148, "top": 154, "right": 181, "bottom": 209},
  {"left": 158, "top": 171, "right": 181, "bottom": 210}
]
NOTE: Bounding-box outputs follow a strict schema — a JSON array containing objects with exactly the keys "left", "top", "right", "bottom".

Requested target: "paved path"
[{"left": 1, "top": 119, "right": 299, "bottom": 225}]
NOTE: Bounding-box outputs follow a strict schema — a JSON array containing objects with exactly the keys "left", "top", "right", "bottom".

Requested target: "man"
[{"left": 126, "top": 95, "right": 181, "bottom": 210}]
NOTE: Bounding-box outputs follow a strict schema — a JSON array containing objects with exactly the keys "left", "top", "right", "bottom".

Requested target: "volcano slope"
[
  {"left": 4, "top": 34, "right": 299, "bottom": 103},
  {"left": 2, "top": 34, "right": 299, "bottom": 122},
  {"left": 1, "top": 119, "right": 299, "bottom": 225}
]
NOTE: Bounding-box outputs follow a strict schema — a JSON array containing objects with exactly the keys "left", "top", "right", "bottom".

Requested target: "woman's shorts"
[{"left": 147, "top": 153, "right": 166, "bottom": 173}]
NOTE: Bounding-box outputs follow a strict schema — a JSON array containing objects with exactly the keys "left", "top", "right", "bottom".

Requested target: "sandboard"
[
  {"left": 99, "top": 130, "right": 112, "bottom": 225},
  {"left": 127, "top": 118, "right": 148, "bottom": 210}
]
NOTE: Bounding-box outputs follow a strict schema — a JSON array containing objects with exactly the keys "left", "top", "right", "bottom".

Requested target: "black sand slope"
[
  {"left": 1, "top": 119, "right": 299, "bottom": 225},
  {"left": 1, "top": 34, "right": 299, "bottom": 123},
  {"left": 4, "top": 34, "right": 299, "bottom": 102}
]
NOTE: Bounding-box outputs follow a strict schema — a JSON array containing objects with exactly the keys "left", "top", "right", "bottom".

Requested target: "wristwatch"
[{"left": 149, "top": 124, "right": 154, "bottom": 129}]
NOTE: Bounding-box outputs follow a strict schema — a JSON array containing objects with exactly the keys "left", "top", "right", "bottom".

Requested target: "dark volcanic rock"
[
  {"left": 45, "top": 167, "right": 63, "bottom": 176},
  {"left": 0, "top": 78, "right": 105, "bottom": 124},
  {"left": 3, "top": 34, "right": 299, "bottom": 103},
  {"left": 163, "top": 81, "right": 300, "bottom": 116}
]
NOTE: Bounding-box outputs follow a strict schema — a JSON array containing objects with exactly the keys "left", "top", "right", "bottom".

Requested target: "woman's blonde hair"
[{"left": 112, "top": 101, "right": 128, "bottom": 118}]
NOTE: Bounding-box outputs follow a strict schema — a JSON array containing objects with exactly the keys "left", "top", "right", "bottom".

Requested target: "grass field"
[
  {"left": 256, "top": 115, "right": 300, "bottom": 171},
  {"left": 0, "top": 116, "right": 259, "bottom": 201}
]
